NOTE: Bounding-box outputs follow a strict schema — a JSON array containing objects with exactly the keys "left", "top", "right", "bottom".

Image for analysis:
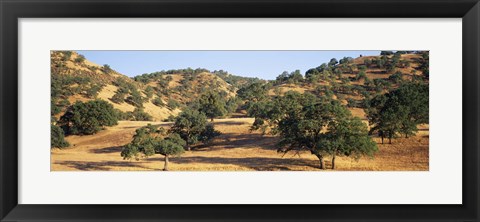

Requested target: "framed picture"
[{"left": 1, "top": 0, "right": 478, "bottom": 221}]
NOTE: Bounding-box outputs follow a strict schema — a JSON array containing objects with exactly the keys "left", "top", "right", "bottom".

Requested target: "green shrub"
[
  {"left": 126, "top": 108, "right": 153, "bottom": 121},
  {"left": 74, "top": 54, "right": 85, "bottom": 63},
  {"left": 170, "top": 109, "right": 220, "bottom": 150},
  {"left": 59, "top": 100, "right": 118, "bottom": 135},
  {"left": 126, "top": 90, "right": 144, "bottom": 108},
  {"left": 164, "top": 115, "right": 176, "bottom": 122},
  {"left": 167, "top": 99, "right": 180, "bottom": 110},
  {"left": 152, "top": 97, "right": 165, "bottom": 107},
  {"left": 51, "top": 124, "right": 70, "bottom": 148}
]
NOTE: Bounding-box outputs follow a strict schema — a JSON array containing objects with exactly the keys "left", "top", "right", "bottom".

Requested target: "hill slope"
[
  {"left": 51, "top": 51, "right": 429, "bottom": 121},
  {"left": 51, "top": 51, "right": 244, "bottom": 121}
]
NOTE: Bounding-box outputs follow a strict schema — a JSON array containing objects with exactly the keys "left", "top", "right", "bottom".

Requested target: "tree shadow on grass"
[
  {"left": 55, "top": 160, "right": 157, "bottom": 171},
  {"left": 368, "top": 70, "right": 387, "bottom": 75},
  {"left": 149, "top": 156, "right": 319, "bottom": 171},
  {"left": 89, "top": 146, "right": 123, "bottom": 154},
  {"left": 213, "top": 121, "right": 248, "bottom": 126},
  {"left": 200, "top": 133, "right": 278, "bottom": 151}
]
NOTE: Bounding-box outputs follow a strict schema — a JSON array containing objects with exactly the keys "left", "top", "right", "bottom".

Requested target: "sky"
[{"left": 76, "top": 50, "right": 381, "bottom": 80}]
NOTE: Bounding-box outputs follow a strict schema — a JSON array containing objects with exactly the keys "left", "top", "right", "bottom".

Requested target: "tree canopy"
[
  {"left": 170, "top": 109, "right": 221, "bottom": 151},
  {"left": 121, "top": 124, "right": 185, "bottom": 171},
  {"left": 249, "top": 91, "right": 377, "bottom": 169},
  {"left": 51, "top": 124, "right": 70, "bottom": 148},
  {"left": 59, "top": 100, "right": 118, "bottom": 135},
  {"left": 367, "top": 82, "right": 429, "bottom": 144},
  {"left": 198, "top": 91, "right": 228, "bottom": 121}
]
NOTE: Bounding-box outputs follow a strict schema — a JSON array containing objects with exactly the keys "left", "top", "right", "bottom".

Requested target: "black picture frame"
[{"left": 1, "top": 0, "right": 479, "bottom": 221}]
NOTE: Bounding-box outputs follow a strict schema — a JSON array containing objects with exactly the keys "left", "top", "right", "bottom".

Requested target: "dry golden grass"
[
  {"left": 80, "top": 84, "right": 176, "bottom": 121},
  {"left": 97, "top": 85, "right": 135, "bottom": 112},
  {"left": 268, "top": 84, "right": 312, "bottom": 96},
  {"left": 51, "top": 118, "right": 429, "bottom": 171}
]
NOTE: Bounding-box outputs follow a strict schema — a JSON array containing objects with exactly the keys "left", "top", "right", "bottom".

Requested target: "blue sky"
[{"left": 76, "top": 50, "right": 381, "bottom": 80}]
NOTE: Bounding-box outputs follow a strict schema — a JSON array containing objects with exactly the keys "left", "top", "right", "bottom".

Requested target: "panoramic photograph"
[{"left": 50, "top": 50, "right": 429, "bottom": 171}]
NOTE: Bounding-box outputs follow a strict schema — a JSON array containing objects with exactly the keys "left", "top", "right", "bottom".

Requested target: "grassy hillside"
[
  {"left": 52, "top": 51, "right": 428, "bottom": 121},
  {"left": 51, "top": 51, "right": 248, "bottom": 121},
  {"left": 51, "top": 50, "right": 429, "bottom": 171},
  {"left": 264, "top": 51, "right": 429, "bottom": 118}
]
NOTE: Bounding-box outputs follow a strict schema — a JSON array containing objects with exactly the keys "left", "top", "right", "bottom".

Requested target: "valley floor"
[{"left": 51, "top": 118, "right": 429, "bottom": 171}]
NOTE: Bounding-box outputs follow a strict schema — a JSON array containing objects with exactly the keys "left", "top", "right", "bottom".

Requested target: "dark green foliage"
[
  {"left": 114, "top": 109, "right": 129, "bottom": 120},
  {"left": 198, "top": 91, "right": 228, "bottom": 121},
  {"left": 133, "top": 73, "right": 155, "bottom": 84},
  {"left": 125, "top": 108, "right": 153, "bottom": 121},
  {"left": 364, "top": 59, "right": 372, "bottom": 68},
  {"left": 62, "top": 51, "right": 73, "bottom": 61},
  {"left": 225, "top": 97, "right": 241, "bottom": 113},
  {"left": 74, "top": 54, "right": 86, "bottom": 63},
  {"left": 51, "top": 99, "right": 71, "bottom": 116},
  {"left": 313, "top": 86, "right": 335, "bottom": 103},
  {"left": 237, "top": 82, "right": 269, "bottom": 102},
  {"left": 114, "top": 108, "right": 152, "bottom": 121},
  {"left": 356, "top": 71, "right": 367, "bottom": 81},
  {"left": 389, "top": 71, "right": 403, "bottom": 83},
  {"left": 212, "top": 69, "right": 262, "bottom": 89},
  {"left": 85, "top": 84, "right": 102, "bottom": 98},
  {"left": 347, "top": 98, "right": 357, "bottom": 108},
  {"left": 260, "top": 92, "right": 377, "bottom": 169},
  {"left": 319, "top": 117, "right": 378, "bottom": 169},
  {"left": 131, "top": 68, "right": 260, "bottom": 93},
  {"left": 111, "top": 88, "right": 127, "bottom": 103},
  {"left": 59, "top": 100, "right": 118, "bottom": 135},
  {"left": 170, "top": 109, "right": 220, "bottom": 150},
  {"left": 380, "top": 51, "right": 394, "bottom": 55},
  {"left": 419, "top": 51, "right": 429, "bottom": 79},
  {"left": 102, "top": 64, "right": 113, "bottom": 74},
  {"left": 367, "top": 83, "right": 429, "bottom": 143},
  {"left": 275, "top": 70, "right": 303, "bottom": 85},
  {"left": 164, "top": 115, "right": 176, "bottom": 122},
  {"left": 199, "top": 124, "right": 221, "bottom": 145},
  {"left": 112, "top": 78, "right": 144, "bottom": 107},
  {"left": 51, "top": 101, "right": 62, "bottom": 116},
  {"left": 51, "top": 75, "right": 101, "bottom": 100},
  {"left": 121, "top": 124, "right": 185, "bottom": 171},
  {"left": 125, "top": 89, "right": 144, "bottom": 108},
  {"left": 328, "top": 58, "right": 338, "bottom": 67},
  {"left": 373, "top": 79, "right": 392, "bottom": 92},
  {"left": 339, "top": 57, "right": 353, "bottom": 64},
  {"left": 247, "top": 99, "right": 278, "bottom": 134},
  {"left": 152, "top": 97, "right": 165, "bottom": 107},
  {"left": 167, "top": 99, "right": 181, "bottom": 110},
  {"left": 51, "top": 124, "right": 69, "bottom": 148},
  {"left": 305, "top": 68, "right": 320, "bottom": 83},
  {"left": 145, "top": 86, "right": 154, "bottom": 99}
]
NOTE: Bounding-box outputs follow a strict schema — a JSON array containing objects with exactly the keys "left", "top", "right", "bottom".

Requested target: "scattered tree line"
[
  {"left": 366, "top": 82, "right": 428, "bottom": 144},
  {"left": 52, "top": 50, "right": 429, "bottom": 171},
  {"left": 121, "top": 108, "right": 221, "bottom": 170},
  {"left": 239, "top": 87, "right": 378, "bottom": 169}
]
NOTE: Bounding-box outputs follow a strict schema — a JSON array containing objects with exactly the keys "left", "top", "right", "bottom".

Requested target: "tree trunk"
[
  {"left": 389, "top": 136, "right": 392, "bottom": 144},
  {"left": 163, "top": 155, "right": 169, "bottom": 171},
  {"left": 331, "top": 154, "right": 336, "bottom": 170},
  {"left": 211, "top": 117, "right": 214, "bottom": 122},
  {"left": 186, "top": 141, "right": 191, "bottom": 151},
  {"left": 315, "top": 154, "right": 325, "bottom": 169},
  {"left": 381, "top": 136, "right": 384, "bottom": 144}
]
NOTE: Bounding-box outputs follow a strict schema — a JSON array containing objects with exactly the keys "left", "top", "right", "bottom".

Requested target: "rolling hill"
[
  {"left": 51, "top": 51, "right": 428, "bottom": 121},
  {"left": 51, "top": 51, "right": 258, "bottom": 121}
]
